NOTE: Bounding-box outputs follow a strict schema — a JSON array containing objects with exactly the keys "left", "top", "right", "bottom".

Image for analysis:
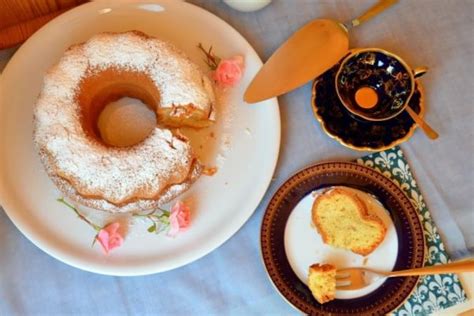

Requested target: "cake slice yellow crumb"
[
  {"left": 312, "top": 188, "right": 387, "bottom": 256},
  {"left": 308, "top": 263, "right": 336, "bottom": 304}
]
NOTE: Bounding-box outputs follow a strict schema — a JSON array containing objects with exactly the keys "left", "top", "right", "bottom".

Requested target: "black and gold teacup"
[{"left": 335, "top": 48, "right": 427, "bottom": 121}]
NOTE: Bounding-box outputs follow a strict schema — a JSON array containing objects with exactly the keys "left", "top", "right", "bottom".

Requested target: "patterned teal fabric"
[{"left": 356, "top": 146, "right": 467, "bottom": 315}]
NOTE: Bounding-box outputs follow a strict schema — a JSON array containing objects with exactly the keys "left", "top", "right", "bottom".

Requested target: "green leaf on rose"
[
  {"left": 147, "top": 223, "right": 157, "bottom": 233},
  {"left": 91, "top": 233, "right": 98, "bottom": 247}
]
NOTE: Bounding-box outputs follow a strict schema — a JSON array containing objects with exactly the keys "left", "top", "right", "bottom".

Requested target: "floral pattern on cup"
[{"left": 336, "top": 50, "right": 415, "bottom": 121}]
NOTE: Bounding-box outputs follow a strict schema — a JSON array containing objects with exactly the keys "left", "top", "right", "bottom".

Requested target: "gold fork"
[{"left": 336, "top": 259, "right": 474, "bottom": 290}]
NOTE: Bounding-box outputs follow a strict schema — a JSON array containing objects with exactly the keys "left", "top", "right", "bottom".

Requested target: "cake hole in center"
[{"left": 97, "top": 97, "right": 157, "bottom": 147}]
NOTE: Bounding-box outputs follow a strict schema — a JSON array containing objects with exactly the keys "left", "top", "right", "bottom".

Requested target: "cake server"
[{"left": 244, "top": 0, "right": 398, "bottom": 103}]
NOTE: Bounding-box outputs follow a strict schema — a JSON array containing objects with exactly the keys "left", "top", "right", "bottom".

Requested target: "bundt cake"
[{"left": 34, "top": 31, "right": 216, "bottom": 213}]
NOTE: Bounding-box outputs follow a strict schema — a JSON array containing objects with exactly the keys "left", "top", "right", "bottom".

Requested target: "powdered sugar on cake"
[
  {"left": 84, "top": 32, "right": 215, "bottom": 110},
  {"left": 34, "top": 31, "right": 215, "bottom": 211}
]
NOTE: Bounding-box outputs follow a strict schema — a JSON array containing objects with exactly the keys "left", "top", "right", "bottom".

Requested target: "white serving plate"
[{"left": 0, "top": 0, "right": 280, "bottom": 276}]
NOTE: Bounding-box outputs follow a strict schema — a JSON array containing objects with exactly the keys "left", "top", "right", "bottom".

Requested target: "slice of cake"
[
  {"left": 308, "top": 263, "right": 336, "bottom": 304},
  {"left": 312, "top": 188, "right": 386, "bottom": 256}
]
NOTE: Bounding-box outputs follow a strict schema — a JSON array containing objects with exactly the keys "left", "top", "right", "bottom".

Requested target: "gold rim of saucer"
[{"left": 311, "top": 60, "right": 425, "bottom": 152}]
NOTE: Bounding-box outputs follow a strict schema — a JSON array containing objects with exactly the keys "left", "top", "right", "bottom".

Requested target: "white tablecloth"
[{"left": 1, "top": 0, "right": 473, "bottom": 314}]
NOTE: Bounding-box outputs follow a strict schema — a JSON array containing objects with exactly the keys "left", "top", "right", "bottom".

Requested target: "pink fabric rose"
[
  {"left": 96, "top": 222, "right": 124, "bottom": 254},
  {"left": 213, "top": 55, "right": 245, "bottom": 87},
  {"left": 168, "top": 201, "right": 191, "bottom": 237}
]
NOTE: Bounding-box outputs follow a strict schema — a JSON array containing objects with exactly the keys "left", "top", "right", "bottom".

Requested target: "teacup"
[{"left": 335, "top": 48, "right": 427, "bottom": 121}]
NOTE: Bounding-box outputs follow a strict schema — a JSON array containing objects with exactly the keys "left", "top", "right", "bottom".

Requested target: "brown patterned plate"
[{"left": 261, "top": 162, "right": 425, "bottom": 315}]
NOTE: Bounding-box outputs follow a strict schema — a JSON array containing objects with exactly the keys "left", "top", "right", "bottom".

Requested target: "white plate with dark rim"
[
  {"left": 0, "top": 0, "right": 280, "bottom": 276},
  {"left": 261, "top": 162, "right": 425, "bottom": 315}
]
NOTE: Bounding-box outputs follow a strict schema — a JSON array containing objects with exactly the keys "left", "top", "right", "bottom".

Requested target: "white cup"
[{"left": 223, "top": 0, "right": 272, "bottom": 12}]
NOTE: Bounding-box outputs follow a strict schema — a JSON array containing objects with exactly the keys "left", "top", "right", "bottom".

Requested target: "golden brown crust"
[
  {"left": 316, "top": 293, "right": 333, "bottom": 304},
  {"left": 312, "top": 187, "right": 387, "bottom": 256},
  {"left": 49, "top": 159, "right": 202, "bottom": 213},
  {"left": 309, "top": 263, "right": 336, "bottom": 273}
]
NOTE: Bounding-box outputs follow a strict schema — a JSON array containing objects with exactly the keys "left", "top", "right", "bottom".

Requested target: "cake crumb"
[
  {"left": 202, "top": 167, "right": 218, "bottom": 176},
  {"left": 362, "top": 257, "right": 369, "bottom": 266}
]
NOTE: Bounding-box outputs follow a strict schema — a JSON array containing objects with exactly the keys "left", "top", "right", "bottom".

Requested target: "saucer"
[{"left": 311, "top": 61, "right": 424, "bottom": 152}]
